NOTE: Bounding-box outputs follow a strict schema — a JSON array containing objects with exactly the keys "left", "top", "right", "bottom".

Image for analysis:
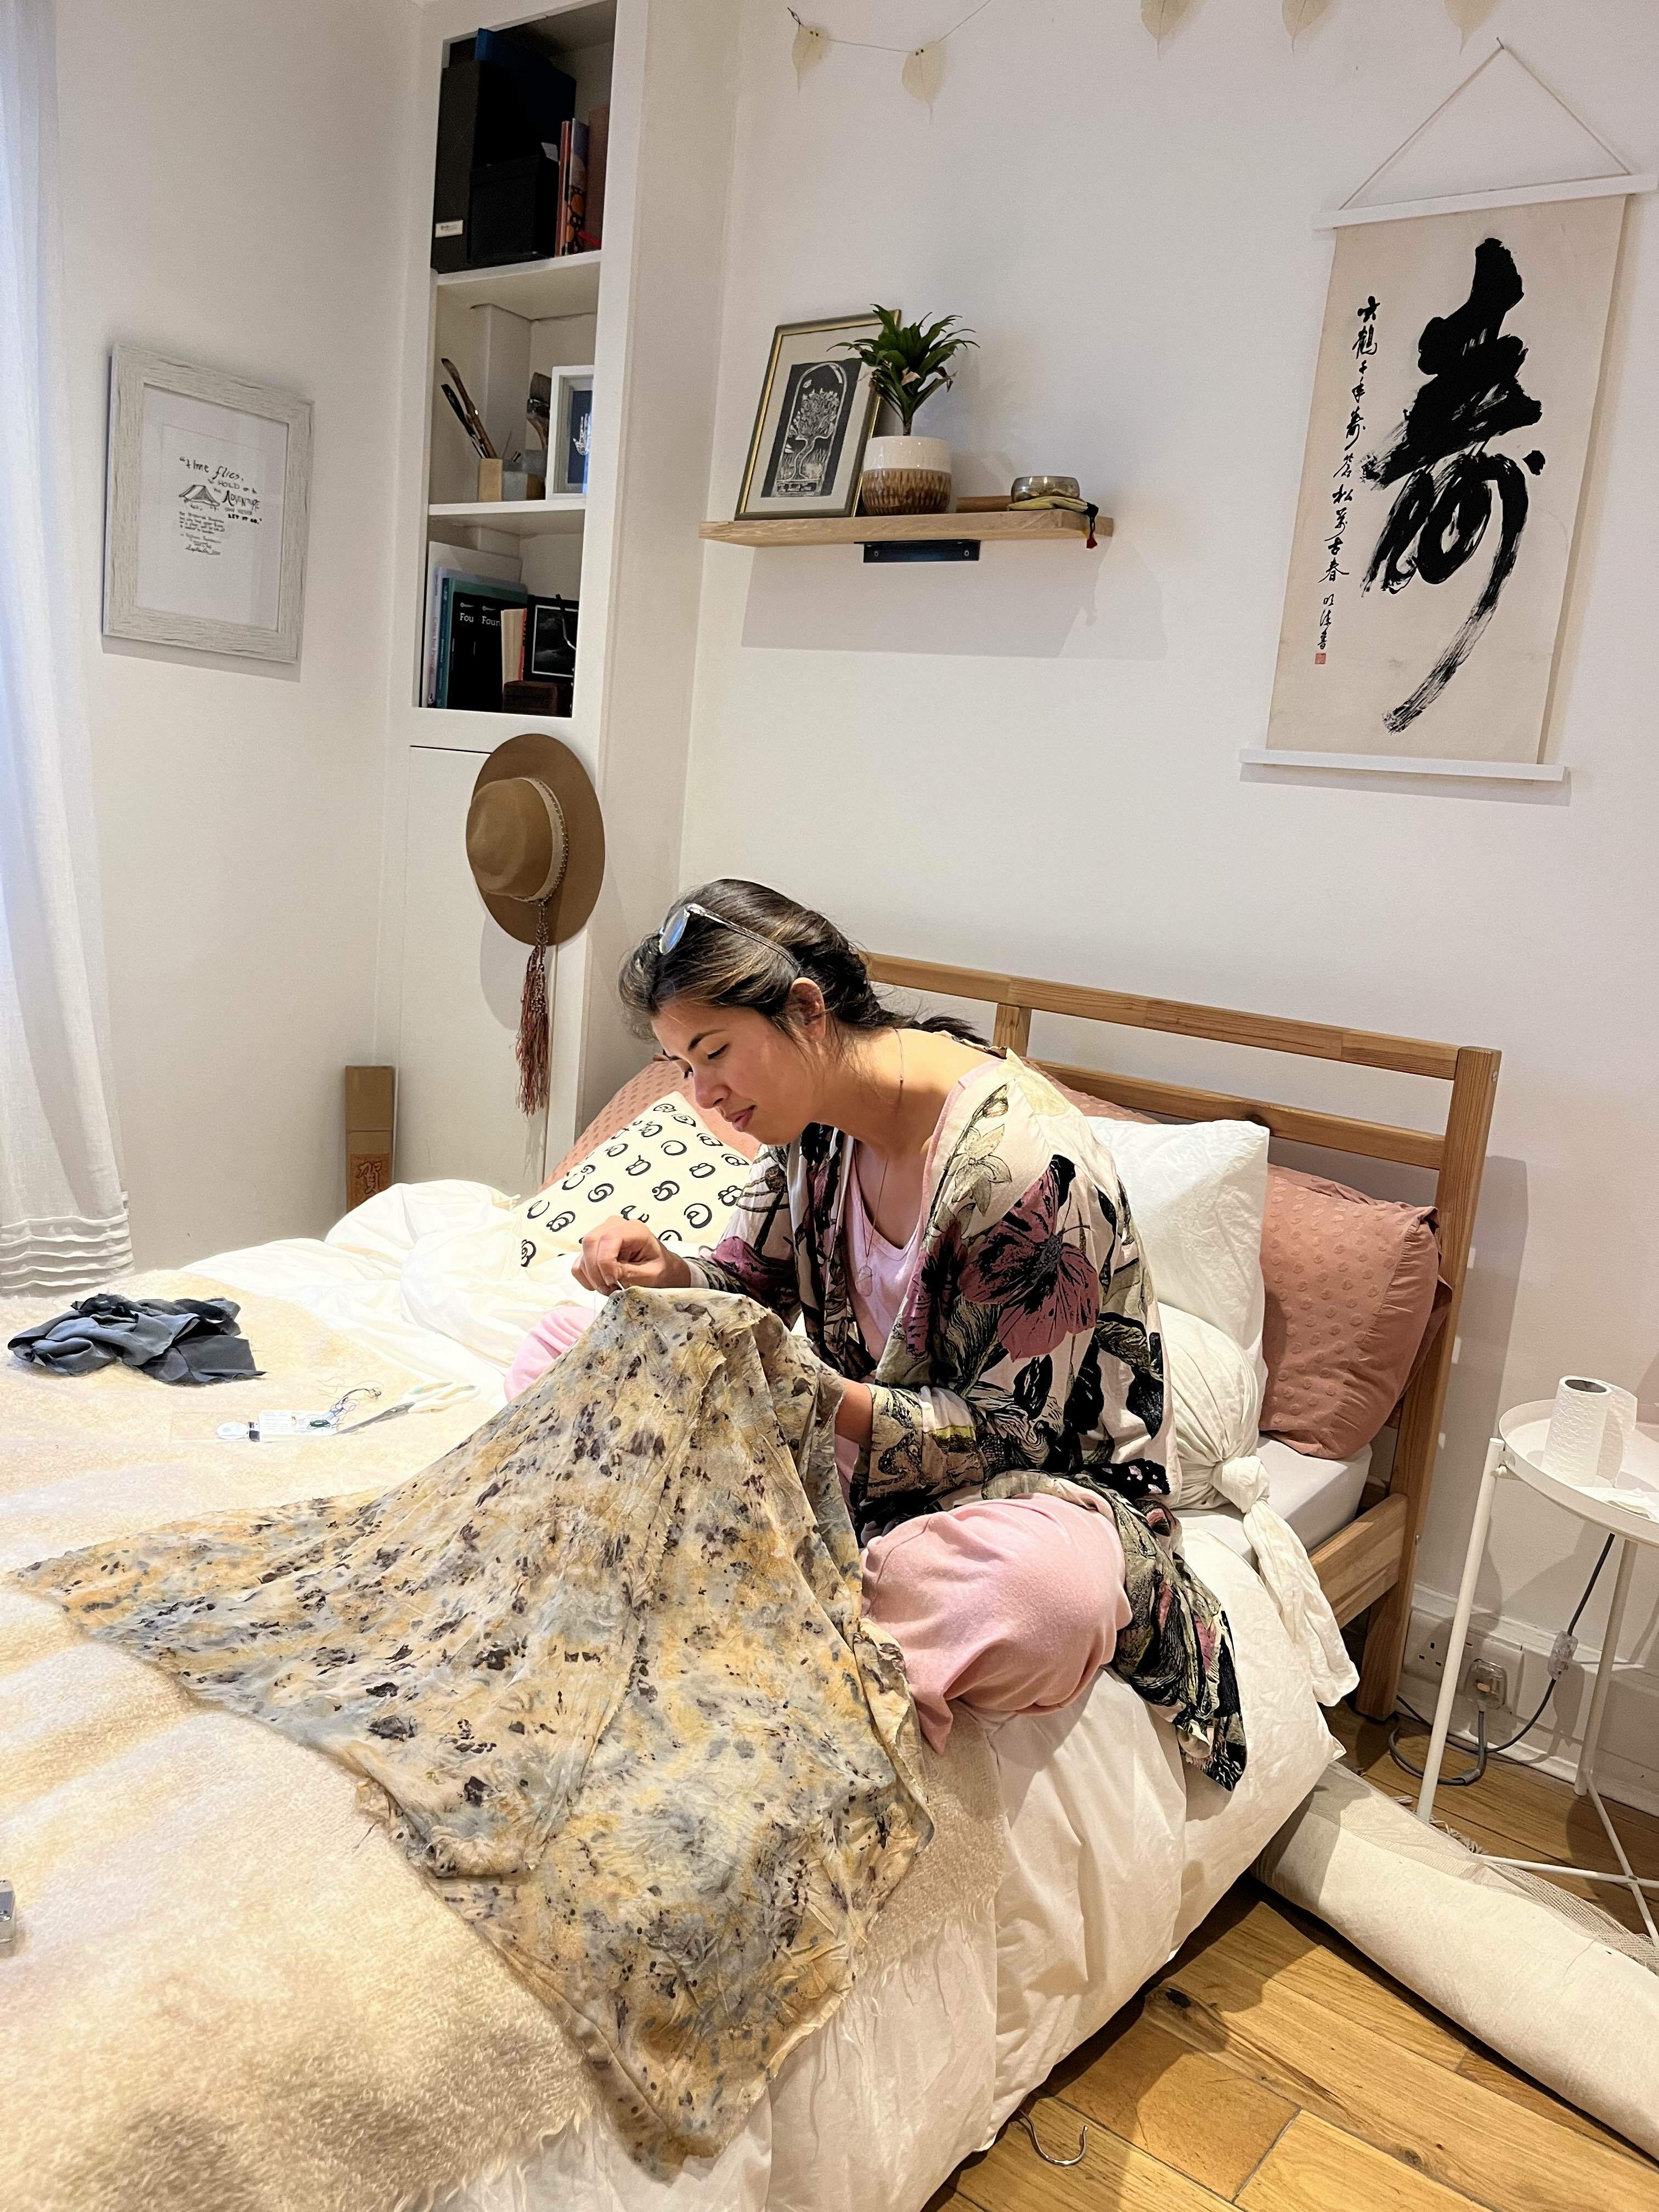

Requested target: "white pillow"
[
  {"left": 1164, "top": 1304, "right": 1263, "bottom": 1509},
  {"left": 1163, "top": 1301, "right": 1357, "bottom": 1706},
  {"left": 1091, "top": 1118, "right": 1269, "bottom": 1385}
]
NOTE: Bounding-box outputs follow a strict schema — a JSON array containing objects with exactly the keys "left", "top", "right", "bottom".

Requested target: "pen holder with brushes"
[{"left": 477, "top": 459, "right": 545, "bottom": 503}]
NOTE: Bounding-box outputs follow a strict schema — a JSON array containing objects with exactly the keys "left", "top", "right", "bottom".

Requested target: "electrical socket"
[
  {"left": 1407, "top": 1607, "right": 1453, "bottom": 1678},
  {"left": 1469, "top": 1657, "right": 1508, "bottom": 1709}
]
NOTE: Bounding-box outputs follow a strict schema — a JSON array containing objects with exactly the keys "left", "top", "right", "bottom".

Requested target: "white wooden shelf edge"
[
  {"left": 411, "top": 725, "right": 572, "bottom": 757},
  {"left": 427, "top": 496, "right": 586, "bottom": 539},
  {"left": 432, "top": 249, "right": 603, "bottom": 321},
  {"left": 1239, "top": 748, "right": 1568, "bottom": 784}
]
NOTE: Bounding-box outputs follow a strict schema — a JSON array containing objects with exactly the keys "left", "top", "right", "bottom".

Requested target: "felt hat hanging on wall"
[{"left": 466, "top": 733, "right": 605, "bottom": 1116}]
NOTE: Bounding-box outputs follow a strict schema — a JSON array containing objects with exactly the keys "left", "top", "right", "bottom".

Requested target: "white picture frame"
[
  {"left": 552, "top": 366, "right": 594, "bottom": 496},
  {"left": 103, "top": 346, "right": 313, "bottom": 663}
]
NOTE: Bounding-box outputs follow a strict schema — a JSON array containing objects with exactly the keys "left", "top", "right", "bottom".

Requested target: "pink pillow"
[
  {"left": 541, "top": 1059, "right": 760, "bottom": 1192},
  {"left": 1048, "top": 1074, "right": 1443, "bottom": 1461},
  {"left": 1257, "top": 1168, "right": 1444, "bottom": 1460}
]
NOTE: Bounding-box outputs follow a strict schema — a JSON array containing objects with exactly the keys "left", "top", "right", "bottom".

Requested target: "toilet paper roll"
[{"left": 1542, "top": 1376, "right": 1637, "bottom": 1484}]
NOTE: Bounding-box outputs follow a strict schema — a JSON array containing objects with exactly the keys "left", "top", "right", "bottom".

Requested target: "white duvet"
[{"left": 197, "top": 1182, "right": 1341, "bottom": 2212}]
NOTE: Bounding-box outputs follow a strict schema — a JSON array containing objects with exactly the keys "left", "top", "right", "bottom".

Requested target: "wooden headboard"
[{"left": 866, "top": 952, "right": 1500, "bottom": 1724}]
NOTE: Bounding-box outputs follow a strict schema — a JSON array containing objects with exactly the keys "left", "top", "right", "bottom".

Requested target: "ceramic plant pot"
[{"left": 860, "top": 434, "right": 952, "bottom": 515}]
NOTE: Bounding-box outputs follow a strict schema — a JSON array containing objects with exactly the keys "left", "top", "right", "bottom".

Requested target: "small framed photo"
[
  {"left": 736, "top": 314, "right": 882, "bottom": 522},
  {"left": 554, "top": 368, "right": 594, "bottom": 495},
  {"left": 103, "top": 346, "right": 312, "bottom": 662}
]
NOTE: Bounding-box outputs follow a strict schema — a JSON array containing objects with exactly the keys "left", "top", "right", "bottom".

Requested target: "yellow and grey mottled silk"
[{"left": 14, "top": 1289, "right": 932, "bottom": 2169}]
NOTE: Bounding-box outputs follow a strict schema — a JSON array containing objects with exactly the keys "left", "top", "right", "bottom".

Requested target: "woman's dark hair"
[{"left": 618, "top": 879, "right": 986, "bottom": 1048}]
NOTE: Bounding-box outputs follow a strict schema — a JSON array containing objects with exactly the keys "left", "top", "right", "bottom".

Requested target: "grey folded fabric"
[{"left": 8, "top": 1293, "right": 259, "bottom": 1385}]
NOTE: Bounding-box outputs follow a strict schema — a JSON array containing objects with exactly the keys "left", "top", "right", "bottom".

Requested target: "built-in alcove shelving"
[{"left": 417, "top": 7, "right": 616, "bottom": 723}]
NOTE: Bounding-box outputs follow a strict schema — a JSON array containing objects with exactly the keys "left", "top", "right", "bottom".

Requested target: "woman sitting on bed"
[{"left": 534, "top": 880, "right": 1245, "bottom": 1785}]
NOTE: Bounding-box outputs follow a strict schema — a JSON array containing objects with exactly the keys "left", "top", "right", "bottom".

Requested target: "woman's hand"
[{"left": 572, "top": 1217, "right": 697, "bottom": 1295}]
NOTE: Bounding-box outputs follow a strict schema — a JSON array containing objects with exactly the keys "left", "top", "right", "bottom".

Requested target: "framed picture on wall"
[
  {"left": 735, "top": 313, "right": 883, "bottom": 521},
  {"left": 103, "top": 345, "right": 313, "bottom": 663},
  {"left": 553, "top": 368, "right": 594, "bottom": 496}
]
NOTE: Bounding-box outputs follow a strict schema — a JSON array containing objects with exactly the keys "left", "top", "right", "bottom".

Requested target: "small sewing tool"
[
  {"left": 216, "top": 1386, "right": 381, "bottom": 1444},
  {"left": 335, "top": 1380, "right": 477, "bottom": 1435},
  {"left": 439, "top": 359, "right": 496, "bottom": 459}
]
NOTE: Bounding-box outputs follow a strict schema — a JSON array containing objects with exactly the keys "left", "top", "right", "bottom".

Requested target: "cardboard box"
[{"left": 346, "top": 1068, "right": 395, "bottom": 1211}]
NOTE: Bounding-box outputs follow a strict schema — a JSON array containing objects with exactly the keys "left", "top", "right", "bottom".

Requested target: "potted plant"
[{"left": 839, "top": 304, "right": 977, "bottom": 515}]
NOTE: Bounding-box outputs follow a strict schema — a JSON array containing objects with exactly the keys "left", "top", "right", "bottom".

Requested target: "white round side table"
[{"left": 1416, "top": 1400, "right": 1659, "bottom": 1945}]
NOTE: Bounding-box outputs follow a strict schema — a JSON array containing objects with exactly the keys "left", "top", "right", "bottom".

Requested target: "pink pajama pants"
[
  {"left": 509, "top": 1306, "right": 1133, "bottom": 1749},
  {"left": 861, "top": 1494, "right": 1131, "bottom": 1751}
]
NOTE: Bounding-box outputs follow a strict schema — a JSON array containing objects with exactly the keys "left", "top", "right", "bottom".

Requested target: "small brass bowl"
[{"left": 1010, "top": 474, "right": 1081, "bottom": 501}]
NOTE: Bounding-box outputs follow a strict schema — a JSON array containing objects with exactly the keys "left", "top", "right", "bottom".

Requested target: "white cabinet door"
[{"left": 396, "top": 747, "right": 546, "bottom": 1195}]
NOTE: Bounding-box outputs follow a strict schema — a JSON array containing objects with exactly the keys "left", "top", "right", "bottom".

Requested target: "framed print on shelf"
[
  {"left": 553, "top": 368, "right": 594, "bottom": 495},
  {"left": 735, "top": 313, "right": 882, "bottom": 522},
  {"left": 103, "top": 345, "right": 313, "bottom": 663}
]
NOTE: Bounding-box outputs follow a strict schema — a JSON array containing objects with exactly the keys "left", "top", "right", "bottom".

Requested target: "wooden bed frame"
[{"left": 865, "top": 952, "right": 1500, "bottom": 1724}]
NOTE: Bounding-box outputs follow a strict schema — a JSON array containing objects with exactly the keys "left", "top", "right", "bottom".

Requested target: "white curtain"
[{"left": 0, "top": 0, "right": 129, "bottom": 1296}]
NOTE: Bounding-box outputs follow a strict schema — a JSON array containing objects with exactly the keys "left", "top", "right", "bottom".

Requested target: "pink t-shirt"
[{"left": 835, "top": 1071, "right": 973, "bottom": 1491}]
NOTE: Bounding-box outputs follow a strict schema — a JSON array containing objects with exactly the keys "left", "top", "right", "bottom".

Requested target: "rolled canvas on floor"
[
  {"left": 1255, "top": 1762, "right": 1659, "bottom": 2160},
  {"left": 1266, "top": 193, "right": 1624, "bottom": 763}
]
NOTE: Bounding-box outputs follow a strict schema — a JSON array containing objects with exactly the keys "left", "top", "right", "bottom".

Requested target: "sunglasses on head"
[{"left": 657, "top": 900, "right": 797, "bottom": 967}]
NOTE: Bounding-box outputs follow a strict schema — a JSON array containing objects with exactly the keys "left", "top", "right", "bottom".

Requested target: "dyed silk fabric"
[
  {"left": 688, "top": 1053, "right": 1247, "bottom": 1788},
  {"left": 14, "top": 1288, "right": 931, "bottom": 2169}
]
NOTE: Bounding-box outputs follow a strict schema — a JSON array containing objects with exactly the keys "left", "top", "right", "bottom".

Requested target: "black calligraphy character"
[{"left": 1362, "top": 238, "right": 1545, "bottom": 731}]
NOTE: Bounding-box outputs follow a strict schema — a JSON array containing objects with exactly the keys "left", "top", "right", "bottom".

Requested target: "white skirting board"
[
  {"left": 1239, "top": 748, "right": 1568, "bottom": 784},
  {"left": 1402, "top": 1588, "right": 1659, "bottom": 1818}
]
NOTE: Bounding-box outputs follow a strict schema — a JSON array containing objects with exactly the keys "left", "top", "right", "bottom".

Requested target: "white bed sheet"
[
  {"left": 1180, "top": 1436, "right": 1373, "bottom": 1568},
  {"left": 201, "top": 1185, "right": 1346, "bottom": 2212}
]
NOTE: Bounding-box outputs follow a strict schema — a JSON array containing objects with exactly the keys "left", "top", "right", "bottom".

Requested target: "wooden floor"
[{"left": 930, "top": 1703, "right": 1659, "bottom": 2212}]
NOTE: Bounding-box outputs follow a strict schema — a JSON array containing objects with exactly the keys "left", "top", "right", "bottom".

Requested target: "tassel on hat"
[{"left": 517, "top": 899, "right": 551, "bottom": 1117}]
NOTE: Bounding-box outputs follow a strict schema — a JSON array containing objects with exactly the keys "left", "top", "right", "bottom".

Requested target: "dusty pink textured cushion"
[
  {"left": 1257, "top": 1167, "right": 1443, "bottom": 1459},
  {"left": 540, "top": 1059, "right": 760, "bottom": 1191},
  {"left": 1049, "top": 1076, "right": 1442, "bottom": 1460}
]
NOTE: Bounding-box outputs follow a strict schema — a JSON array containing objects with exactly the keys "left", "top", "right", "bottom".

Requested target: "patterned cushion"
[
  {"left": 518, "top": 1096, "right": 756, "bottom": 1267},
  {"left": 540, "top": 1059, "right": 759, "bottom": 1190}
]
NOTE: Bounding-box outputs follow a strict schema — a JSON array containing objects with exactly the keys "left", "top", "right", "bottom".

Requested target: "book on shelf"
[
  {"left": 555, "top": 119, "right": 588, "bottom": 257},
  {"left": 423, "top": 540, "right": 521, "bottom": 706},
  {"left": 499, "top": 604, "right": 527, "bottom": 689},
  {"left": 438, "top": 578, "right": 528, "bottom": 711},
  {"left": 584, "top": 105, "right": 608, "bottom": 250}
]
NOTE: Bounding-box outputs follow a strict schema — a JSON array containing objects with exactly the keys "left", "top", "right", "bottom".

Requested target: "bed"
[
  {"left": 0, "top": 961, "right": 1498, "bottom": 2212},
  {"left": 860, "top": 952, "right": 1499, "bottom": 1725}
]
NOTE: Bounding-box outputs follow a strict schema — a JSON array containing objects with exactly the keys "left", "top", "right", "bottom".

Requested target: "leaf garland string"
[
  {"left": 789, "top": 3, "right": 1532, "bottom": 80},
  {"left": 787, "top": 0, "right": 994, "bottom": 104}
]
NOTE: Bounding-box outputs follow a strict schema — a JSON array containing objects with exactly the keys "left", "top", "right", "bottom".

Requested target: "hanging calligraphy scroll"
[{"left": 1263, "top": 191, "right": 1624, "bottom": 768}]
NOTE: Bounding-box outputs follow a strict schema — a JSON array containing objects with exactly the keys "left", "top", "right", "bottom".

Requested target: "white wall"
[
  {"left": 682, "top": 0, "right": 1659, "bottom": 1785},
  {"left": 57, "top": 0, "right": 419, "bottom": 1265}
]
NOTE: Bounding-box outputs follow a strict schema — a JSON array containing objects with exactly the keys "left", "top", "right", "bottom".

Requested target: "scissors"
[{"left": 336, "top": 1381, "right": 476, "bottom": 1435}]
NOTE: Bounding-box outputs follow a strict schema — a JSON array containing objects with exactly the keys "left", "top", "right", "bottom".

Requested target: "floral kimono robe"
[{"left": 686, "top": 1053, "right": 1247, "bottom": 1787}]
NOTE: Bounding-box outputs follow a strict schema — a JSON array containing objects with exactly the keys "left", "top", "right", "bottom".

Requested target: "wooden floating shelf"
[
  {"left": 699, "top": 509, "right": 1110, "bottom": 548},
  {"left": 428, "top": 496, "right": 586, "bottom": 540}
]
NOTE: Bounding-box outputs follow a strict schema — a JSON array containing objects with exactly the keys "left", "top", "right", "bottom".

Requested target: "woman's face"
[{"left": 651, "top": 992, "right": 827, "bottom": 1146}]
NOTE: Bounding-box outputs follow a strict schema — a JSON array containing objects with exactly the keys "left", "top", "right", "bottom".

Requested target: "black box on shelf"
[
  {"left": 469, "top": 151, "right": 562, "bottom": 268},
  {"left": 431, "top": 31, "right": 574, "bottom": 273}
]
